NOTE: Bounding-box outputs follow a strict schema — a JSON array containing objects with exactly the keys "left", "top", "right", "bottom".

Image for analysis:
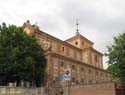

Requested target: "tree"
[
  {"left": 0, "top": 23, "right": 46, "bottom": 87},
  {"left": 106, "top": 32, "right": 125, "bottom": 82}
]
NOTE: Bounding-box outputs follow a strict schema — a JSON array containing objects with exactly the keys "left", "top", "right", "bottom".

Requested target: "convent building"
[{"left": 23, "top": 20, "right": 112, "bottom": 85}]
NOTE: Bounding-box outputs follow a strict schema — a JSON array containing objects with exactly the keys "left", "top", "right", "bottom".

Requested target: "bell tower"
[{"left": 65, "top": 19, "right": 93, "bottom": 49}]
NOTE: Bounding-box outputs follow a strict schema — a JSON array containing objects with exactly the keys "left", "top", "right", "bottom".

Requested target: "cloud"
[{"left": 1, "top": 0, "right": 125, "bottom": 69}]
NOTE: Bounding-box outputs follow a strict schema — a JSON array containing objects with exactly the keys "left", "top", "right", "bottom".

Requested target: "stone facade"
[{"left": 23, "top": 20, "right": 112, "bottom": 85}]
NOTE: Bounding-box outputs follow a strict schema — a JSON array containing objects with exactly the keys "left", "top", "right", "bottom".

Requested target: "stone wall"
[{"left": 0, "top": 87, "right": 44, "bottom": 95}]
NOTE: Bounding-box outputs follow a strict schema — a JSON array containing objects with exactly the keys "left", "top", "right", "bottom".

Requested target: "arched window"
[
  {"left": 82, "top": 41, "right": 84, "bottom": 45},
  {"left": 61, "top": 46, "right": 65, "bottom": 52},
  {"left": 75, "top": 41, "right": 78, "bottom": 45}
]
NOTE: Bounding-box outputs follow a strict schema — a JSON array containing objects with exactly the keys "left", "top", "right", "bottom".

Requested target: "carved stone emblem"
[{"left": 43, "top": 41, "right": 52, "bottom": 51}]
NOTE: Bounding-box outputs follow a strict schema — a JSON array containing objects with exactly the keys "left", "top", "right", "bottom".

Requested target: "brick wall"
[{"left": 63, "top": 82, "right": 115, "bottom": 95}]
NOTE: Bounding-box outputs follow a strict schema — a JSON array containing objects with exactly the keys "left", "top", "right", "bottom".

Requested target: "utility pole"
[{"left": 64, "top": 68, "right": 71, "bottom": 95}]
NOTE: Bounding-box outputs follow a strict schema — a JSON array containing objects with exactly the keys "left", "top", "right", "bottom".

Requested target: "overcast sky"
[{"left": 0, "top": 0, "right": 125, "bottom": 69}]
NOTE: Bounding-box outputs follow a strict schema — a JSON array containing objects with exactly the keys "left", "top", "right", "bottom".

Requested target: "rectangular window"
[
  {"left": 72, "top": 65, "right": 75, "bottom": 70},
  {"left": 60, "top": 62, "right": 64, "bottom": 67},
  {"left": 81, "top": 79, "right": 84, "bottom": 83},
  {"left": 90, "top": 80, "right": 92, "bottom": 84},
  {"left": 95, "top": 55, "right": 98, "bottom": 62},
  {"left": 72, "top": 78, "right": 75, "bottom": 82},
  {"left": 81, "top": 68, "right": 84, "bottom": 72}
]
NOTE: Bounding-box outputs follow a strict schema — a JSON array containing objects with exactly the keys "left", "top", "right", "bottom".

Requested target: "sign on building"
[
  {"left": 64, "top": 69, "right": 71, "bottom": 80},
  {"left": 60, "top": 74, "right": 64, "bottom": 81}
]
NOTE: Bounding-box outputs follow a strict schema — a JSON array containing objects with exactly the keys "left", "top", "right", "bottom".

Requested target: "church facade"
[{"left": 23, "top": 21, "right": 112, "bottom": 85}]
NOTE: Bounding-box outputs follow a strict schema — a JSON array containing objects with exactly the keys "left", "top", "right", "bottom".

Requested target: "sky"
[{"left": 0, "top": 0, "right": 125, "bottom": 69}]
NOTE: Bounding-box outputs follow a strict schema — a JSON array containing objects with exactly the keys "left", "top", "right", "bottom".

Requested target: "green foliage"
[
  {"left": 0, "top": 23, "right": 46, "bottom": 87},
  {"left": 107, "top": 64, "right": 120, "bottom": 80},
  {"left": 106, "top": 32, "right": 125, "bottom": 82}
]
